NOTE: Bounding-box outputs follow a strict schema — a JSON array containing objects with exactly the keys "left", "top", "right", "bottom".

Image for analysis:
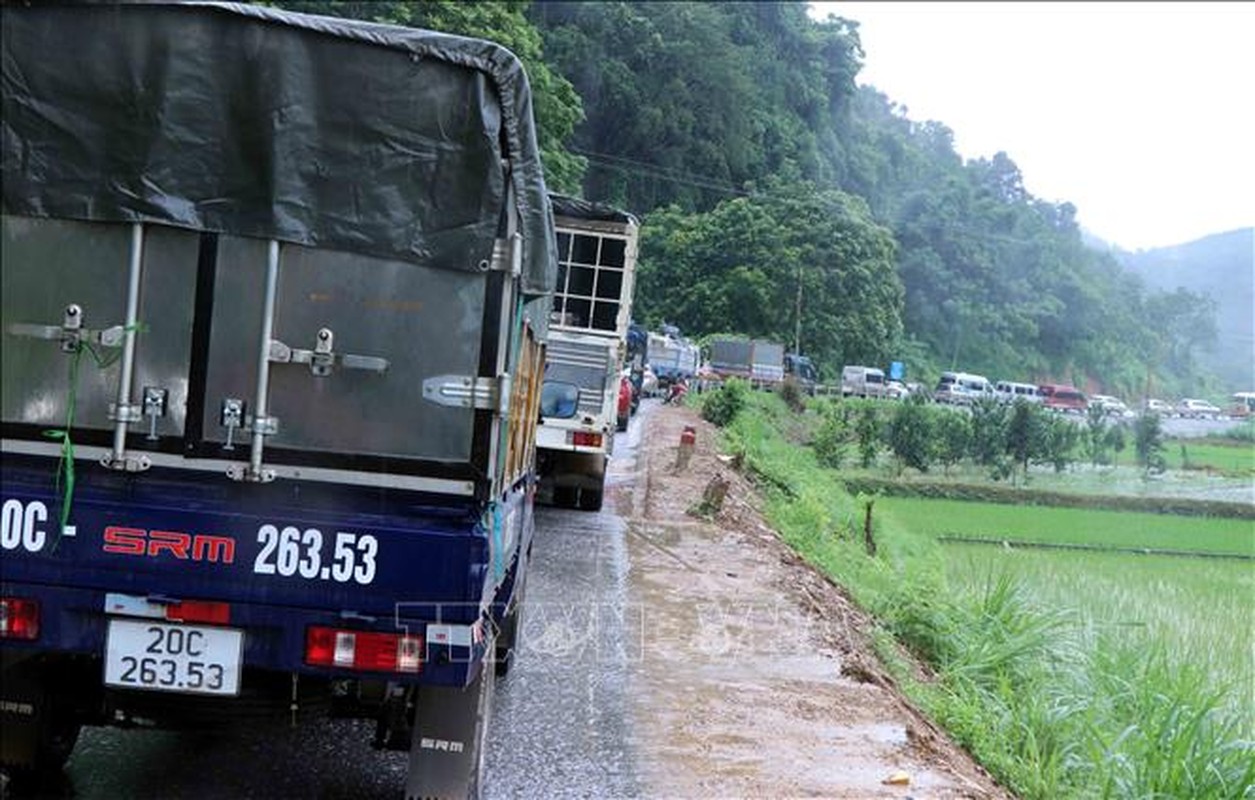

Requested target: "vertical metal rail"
[
  {"left": 106, "top": 223, "right": 145, "bottom": 468},
  {"left": 249, "top": 240, "right": 281, "bottom": 480}
]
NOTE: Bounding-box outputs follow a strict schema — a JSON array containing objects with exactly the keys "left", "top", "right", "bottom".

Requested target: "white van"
[
  {"left": 995, "top": 380, "right": 1043, "bottom": 404},
  {"left": 841, "top": 365, "right": 886, "bottom": 397},
  {"left": 957, "top": 373, "right": 993, "bottom": 400},
  {"left": 935, "top": 371, "right": 992, "bottom": 405}
]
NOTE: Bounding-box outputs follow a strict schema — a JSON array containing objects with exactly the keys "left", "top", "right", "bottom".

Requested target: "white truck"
[
  {"left": 536, "top": 196, "right": 638, "bottom": 512},
  {"left": 647, "top": 328, "right": 701, "bottom": 390}
]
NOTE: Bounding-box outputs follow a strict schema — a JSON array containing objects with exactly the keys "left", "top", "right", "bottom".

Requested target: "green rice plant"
[{"left": 945, "top": 547, "right": 1254, "bottom": 696}]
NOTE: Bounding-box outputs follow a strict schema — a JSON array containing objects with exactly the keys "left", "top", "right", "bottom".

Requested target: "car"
[
  {"left": 995, "top": 380, "right": 1044, "bottom": 404},
  {"left": 1039, "top": 383, "right": 1088, "bottom": 414},
  {"left": 885, "top": 379, "right": 911, "bottom": 400},
  {"left": 1175, "top": 398, "right": 1222, "bottom": 419},
  {"left": 932, "top": 382, "right": 970, "bottom": 405},
  {"left": 1089, "top": 394, "right": 1134, "bottom": 419},
  {"left": 1144, "top": 398, "right": 1173, "bottom": 415}
]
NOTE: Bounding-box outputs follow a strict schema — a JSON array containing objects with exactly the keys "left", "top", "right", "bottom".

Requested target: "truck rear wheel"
[
  {"left": 578, "top": 487, "right": 604, "bottom": 512},
  {"left": 552, "top": 486, "right": 578, "bottom": 508}
]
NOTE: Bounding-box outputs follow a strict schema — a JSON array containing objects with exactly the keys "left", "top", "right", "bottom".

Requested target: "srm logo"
[{"left": 103, "top": 526, "right": 236, "bottom": 564}]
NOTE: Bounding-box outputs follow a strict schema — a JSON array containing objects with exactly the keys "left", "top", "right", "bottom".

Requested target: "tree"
[
  {"left": 635, "top": 178, "right": 903, "bottom": 373},
  {"left": 933, "top": 408, "right": 971, "bottom": 475},
  {"left": 1133, "top": 412, "right": 1166, "bottom": 474},
  {"left": 1084, "top": 404, "right": 1112, "bottom": 467},
  {"left": 853, "top": 401, "right": 882, "bottom": 468},
  {"left": 886, "top": 395, "right": 933, "bottom": 473},
  {"left": 1004, "top": 400, "right": 1043, "bottom": 482}
]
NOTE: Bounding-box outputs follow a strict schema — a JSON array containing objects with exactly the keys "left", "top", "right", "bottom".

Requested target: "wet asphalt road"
[{"left": 15, "top": 412, "right": 650, "bottom": 799}]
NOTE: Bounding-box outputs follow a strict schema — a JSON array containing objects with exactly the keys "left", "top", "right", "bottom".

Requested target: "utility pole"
[{"left": 794, "top": 261, "right": 803, "bottom": 355}]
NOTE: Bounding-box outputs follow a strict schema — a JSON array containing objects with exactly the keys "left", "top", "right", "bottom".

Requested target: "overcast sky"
[{"left": 809, "top": 2, "right": 1255, "bottom": 251}]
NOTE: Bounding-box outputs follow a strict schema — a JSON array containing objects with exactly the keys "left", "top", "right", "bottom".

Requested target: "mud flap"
[
  {"left": 404, "top": 650, "right": 496, "bottom": 800},
  {"left": 0, "top": 654, "right": 81, "bottom": 774}
]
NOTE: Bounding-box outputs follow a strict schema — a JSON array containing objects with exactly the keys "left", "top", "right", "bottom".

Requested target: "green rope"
[{"left": 41, "top": 323, "right": 144, "bottom": 551}]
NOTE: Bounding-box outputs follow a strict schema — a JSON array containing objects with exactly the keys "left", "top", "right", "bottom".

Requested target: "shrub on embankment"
[{"left": 716, "top": 392, "right": 1255, "bottom": 799}]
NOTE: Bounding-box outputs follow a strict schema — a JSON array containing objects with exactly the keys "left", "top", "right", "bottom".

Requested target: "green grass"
[
  {"left": 879, "top": 496, "right": 1255, "bottom": 556},
  {"left": 1162, "top": 439, "right": 1255, "bottom": 474},
  {"left": 944, "top": 547, "right": 1255, "bottom": 702},
  {"left": 710, "top": 390, "right": 1255, "bottom": 799}
]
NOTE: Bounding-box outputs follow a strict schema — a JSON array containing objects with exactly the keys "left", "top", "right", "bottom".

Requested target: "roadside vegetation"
[{"left": 699, "top": 385, "right": 1255, "bottom": 799}]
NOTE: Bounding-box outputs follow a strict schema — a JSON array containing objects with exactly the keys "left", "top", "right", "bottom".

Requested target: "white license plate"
[{"left": 104, "top": 619, "right": 243, "bottom": 696}]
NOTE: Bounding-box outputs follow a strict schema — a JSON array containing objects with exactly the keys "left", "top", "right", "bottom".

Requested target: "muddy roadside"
[{"left": 611, "top": 402, "right": 1011, "bottom": 799}]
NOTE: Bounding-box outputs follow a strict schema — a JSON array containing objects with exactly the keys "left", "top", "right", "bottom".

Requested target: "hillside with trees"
[
  {"left": 270, "top": 0, "right": 1226, "bottom": 397},
  {"left": 1116, "top": 228, "right": 1254, "bottom": 390}
]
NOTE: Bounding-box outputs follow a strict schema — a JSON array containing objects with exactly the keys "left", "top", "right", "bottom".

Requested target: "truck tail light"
[
  {"left": 305, "top": 627, "right": 422, "bottom": 674},
  {"left": 572, "top": 432, "right": 602, "bottom": 448},
  {"left": 0, "top": 597, "right": 40, "bottom": 640}
]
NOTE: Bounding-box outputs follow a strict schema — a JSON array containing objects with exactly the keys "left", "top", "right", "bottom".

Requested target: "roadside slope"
[{"left": 613, "top": 402, "right": 1009, "bottom": 799}]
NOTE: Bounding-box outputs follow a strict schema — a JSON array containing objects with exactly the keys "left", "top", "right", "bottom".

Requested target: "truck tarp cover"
[
  {"left": 1, "top": 2, "right": 556, "bottom": 294},
  {"left": 550, "top": 193, "right": 637, "bottom": 226}
]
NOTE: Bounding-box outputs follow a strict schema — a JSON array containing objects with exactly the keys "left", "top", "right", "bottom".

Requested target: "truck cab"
[{"left": 535, "top": 196, "right": 639, "bottom": 512}]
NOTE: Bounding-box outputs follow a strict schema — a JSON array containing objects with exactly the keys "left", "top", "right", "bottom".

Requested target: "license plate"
[{"left": 104, "top": 619, "right": 243, "bottom": 696}]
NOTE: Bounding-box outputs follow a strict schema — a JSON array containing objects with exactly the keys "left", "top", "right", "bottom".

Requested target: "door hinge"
[{"left": 422, "top": 374, "right": 511, "bottom": 414}]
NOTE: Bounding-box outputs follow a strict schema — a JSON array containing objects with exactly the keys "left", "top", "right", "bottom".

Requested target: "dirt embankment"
[{"left": 612, "top": 403, "right": 1011, "bottom": 799}]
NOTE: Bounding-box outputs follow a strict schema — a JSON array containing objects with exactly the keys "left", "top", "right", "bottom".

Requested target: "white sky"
[{"left": 808, "top": 2, "right": 1255, "bottom": 251}]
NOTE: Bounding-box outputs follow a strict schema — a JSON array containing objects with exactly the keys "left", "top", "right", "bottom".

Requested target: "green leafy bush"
[
  {"left": 700, "top": 378, "right": 748, "bottom": 427},
  {"left": 811, "top": 401, "right": 850, "bottom": 468}
]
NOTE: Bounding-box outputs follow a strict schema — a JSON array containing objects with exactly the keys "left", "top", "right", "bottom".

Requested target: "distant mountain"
[{"left": 1115, "top": 228, "right": 1254, "bottom": 390}]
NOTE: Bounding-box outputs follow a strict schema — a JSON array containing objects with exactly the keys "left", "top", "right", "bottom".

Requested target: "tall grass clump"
[{"left": 718, "top": 391, "right": 1255, "bottom": 799}]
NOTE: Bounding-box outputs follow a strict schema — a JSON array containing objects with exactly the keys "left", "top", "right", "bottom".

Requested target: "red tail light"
[
  {"left": 0, "top": 597, "right": 40, "bottom": 640},
  {"left": 572, "top": 432, "right": 602, "bottom": 448},
  {"left": 305, "top": 626, "right": 422, "bottom": 674}
]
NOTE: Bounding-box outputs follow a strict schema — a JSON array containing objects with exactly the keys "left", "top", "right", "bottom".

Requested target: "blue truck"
[{"left": 0, "top": 5, "right": 556, "bottom": 797}]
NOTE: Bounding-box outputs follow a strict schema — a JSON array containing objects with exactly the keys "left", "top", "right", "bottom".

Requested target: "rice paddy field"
[
  {"left": 879, "top": 496, "right": 1255, "bottom": 556},
  {"left": 880, "top": 496, "right": 1255, "bottom": 707}
]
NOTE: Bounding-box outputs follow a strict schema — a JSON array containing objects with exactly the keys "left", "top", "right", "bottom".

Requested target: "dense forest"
[{"left": 273, "top": 1, "right": 1229, "bottom": 396}]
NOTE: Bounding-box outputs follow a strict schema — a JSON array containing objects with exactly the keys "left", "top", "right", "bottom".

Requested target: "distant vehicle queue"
[
  {"left": 623, "top": 328, "right": 1246, "bottom": 422},
  {"left": 836, "top": 365, "right": 1247, "bottom": 421}
]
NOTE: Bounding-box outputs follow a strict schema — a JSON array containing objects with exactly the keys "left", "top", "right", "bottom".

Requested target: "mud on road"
[{"left": 615, "top": 402, "right": 1008, "bottom": 799}]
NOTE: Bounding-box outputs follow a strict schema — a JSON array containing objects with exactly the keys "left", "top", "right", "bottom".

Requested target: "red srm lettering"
[
  {"left": 192, "top": 536, "right": 236, "bottom": 564},
  {"left": 101, "top": 527, "right": 236, "bottom": 564},
  {"left": 147, "top": 530, "right": 190, "bottom": 559},
  {"left": 102, "top": 526, "right": 146, "bottom": 555}
]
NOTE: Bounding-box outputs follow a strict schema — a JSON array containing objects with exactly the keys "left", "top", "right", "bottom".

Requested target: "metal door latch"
[
  {"left": 220, "top": 397, "right": 246, "bottom": 451},
  {"left": 6, "top": 303, "right": 126, "bottom": 353},
  {"left": 268, "top": 328, "right": 389, "bottom": 377},
  {"left": 141, "top": 386, "right": 168, "bottom": 441}
]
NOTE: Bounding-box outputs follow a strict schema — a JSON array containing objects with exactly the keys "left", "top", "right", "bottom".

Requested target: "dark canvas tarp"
[
  {"left": 1, "top": 2, "right": 556, "bottom": 294},
  {"left": 550, "top": 193, "right": 637, "bottom": 226}
]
